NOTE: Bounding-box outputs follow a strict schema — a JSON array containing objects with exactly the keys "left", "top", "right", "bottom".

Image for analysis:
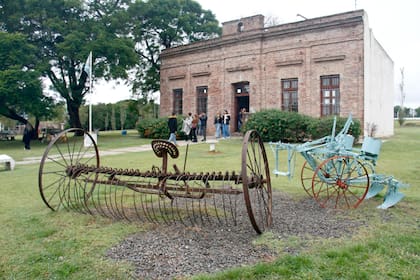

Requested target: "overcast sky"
[{"left": 94, "top": 0, "right": 419, "bottom": 109}]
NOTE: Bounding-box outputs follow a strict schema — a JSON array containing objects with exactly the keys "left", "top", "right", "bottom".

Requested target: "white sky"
[{"left": 93, "top": 0, "right": 420, "bottom": 109}]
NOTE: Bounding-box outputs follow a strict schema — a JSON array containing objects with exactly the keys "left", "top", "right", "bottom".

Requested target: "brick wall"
[{"left": 160, "top": 10, "right": 392, "bottom": 136}]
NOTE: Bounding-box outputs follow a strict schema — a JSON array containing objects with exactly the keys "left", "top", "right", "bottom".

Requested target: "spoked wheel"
[
  {"left": 242, "top": 130, "right": 272, "bottom": 234},
  {"left": 300, "top": 152, "right": 328, "bottom": 197},
  {"left": 312, "top": 155, "right": 369, "bottom": 209},
  {"left": 38, "top": 128, "right": 99, "bottom": 212},
  {"left": 300, "top": 161, "right": 315, "bottom": 197}
]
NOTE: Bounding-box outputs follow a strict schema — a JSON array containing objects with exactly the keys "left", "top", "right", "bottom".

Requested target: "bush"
[
  {"left": 242, "top": 109, "right": 361, "bottom": 143},
  {"left": 137, "top": 116, "right": 186, "bottom": 139},
  {"left": 242, "top": 109, "right": 313, "bottom": 142},
  {"left": 308, "top": 115, "right": 361, "bottom": 141}
]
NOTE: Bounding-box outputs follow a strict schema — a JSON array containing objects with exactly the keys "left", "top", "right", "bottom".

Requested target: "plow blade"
[
  {"left": 365, "top": 176, "right": 409, "bottom": 209},
  {"left": 377, "top": 191, "right": 405, "bottom": 209},
  {"left": 365, "top": 182, "right": 385, "bottom": 199},
  {"left": 377, "top": 178, "right": 409, "bottom": 209}
]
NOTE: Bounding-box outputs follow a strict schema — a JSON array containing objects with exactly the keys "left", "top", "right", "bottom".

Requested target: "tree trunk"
[
  {"left": 33, "top": 117, "right": 40, "bottom": 140},
  {"left": 67, "top": 99, "right": 83, "bottom": 135},
  {"left": 111, "top": 105, "right": 116, "bottom": 130},
  {"left": 50, "top": 68, "right": 86, "bottom": 135}
]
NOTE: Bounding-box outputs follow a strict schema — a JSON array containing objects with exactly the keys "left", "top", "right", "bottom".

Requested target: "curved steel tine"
[
  {"left": 157, "top": 184, "right": 171, "bottom": 225},
  {"left": 132, "top": 188, "right": 144, "bottom": 223},
  {"left": 106, "top": 176, "right": 120, "bottom": 220},
  {"left": 119, "top": 187, "right": 131, "bottom": 222},
  {"left": 148, "top": 191, "right": 160, "bottom": 223},
  {"left": 141, "top": 193, "right": 155, "bottom": 224},
  {"left": 76, "top": 176, "right": 89, "bottom": 214}
]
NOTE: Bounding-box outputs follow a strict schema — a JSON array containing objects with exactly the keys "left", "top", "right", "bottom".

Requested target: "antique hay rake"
[
  {"left": 270, "top": 115, "right": 408, "bottom": 209},
  {"left": 38, "top": 129, "right": 272, "bottom": 234}
]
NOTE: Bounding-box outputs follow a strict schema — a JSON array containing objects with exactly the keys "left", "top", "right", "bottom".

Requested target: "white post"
[
  {"left": 88, "top": 51, "right": 93, "bottom": 134},
  {"left": 84, "top": 51, "right": 97, "bottom": 147}
]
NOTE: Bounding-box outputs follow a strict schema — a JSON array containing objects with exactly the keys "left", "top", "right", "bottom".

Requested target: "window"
[
  {"left": 173, "top": 88, "right": 183, "bottom": 115},
  {"left": 281, "top": 78, "right": 298, "bottom": 112},
  {"left": 196, "top": 86, "right": 208, "bottom": 114},
  {"left": 320, "top": 75, "right": 340, "bottom": 116},
  {"left": 234, "top": 82, "right": 250, "bottom": 94}
]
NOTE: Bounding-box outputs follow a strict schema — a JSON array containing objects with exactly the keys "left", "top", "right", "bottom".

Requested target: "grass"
[
  {"left": 0, "top": 129, "right": 149, "bottom": 162},
  {"left": 0, "top": 125, "right": 419, "bottom": 279}
]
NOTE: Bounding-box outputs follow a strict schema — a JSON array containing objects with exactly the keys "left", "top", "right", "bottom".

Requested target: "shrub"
[
  {"left": 137, "top": 116, "right": 186, "bottom": 139},
  {"left": 242, "top": 109, "right": 313, "bottom": 142},
  {"left": 242, "top": 109, "right": 361, "bottom": 143},
  {"left": 308, "top": 115, "right": 361, "bottom": 141}
]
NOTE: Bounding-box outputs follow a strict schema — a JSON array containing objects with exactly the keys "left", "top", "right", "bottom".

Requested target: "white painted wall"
[{"left": 363, "top": 13, "right": 394, "bottom": 137}]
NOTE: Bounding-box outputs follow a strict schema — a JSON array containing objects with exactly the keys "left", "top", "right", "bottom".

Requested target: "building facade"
[{"left": 160, "top": 10, "right": 394, "bottom": 137}]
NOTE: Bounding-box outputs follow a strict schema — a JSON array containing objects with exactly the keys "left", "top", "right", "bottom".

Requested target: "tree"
[
  {"left": 1, "top": 0, "right": 221, "bottom": 129},
  {"left": 0, "top": 32, "right": 55, "bottom": 133},
  {"left": 127, "top": 0, "right": 221, "bottom": 96},
  {"left": 119, "top": 102, "right": 127, "bottom": 130},
  {"left": 415, "top": 107, "right": 420, "bottom": 118},
  {"left": 79, "top": 100, "right": 140, "bottom": 130},
  {"left": 0, "top": 0, "right": 138, "bottom": 130},
  {"left": 111, "top": 104, "right": 116, "bottom": 130}
]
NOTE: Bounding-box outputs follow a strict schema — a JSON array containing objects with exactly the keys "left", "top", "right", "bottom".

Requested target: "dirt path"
[{"left": 15, "top": 139, "right": 215, "bottom": 165}]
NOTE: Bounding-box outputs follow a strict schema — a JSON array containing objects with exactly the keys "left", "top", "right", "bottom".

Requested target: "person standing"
[
  {"left": 197, "top": 115, "right": 202, "bottom": 137},
  {"left": 199, "top": 112, "right": 208, "bottom": 141},
  {"left": 191, "top": 114, "right": 199, "bottom": 142},
  {"left": 22, "top": 123, "right": 33, "bottom": 150},
  {"left": 214, "top": 111, "right": 222, "bottom": 139},
  {"left": 182, "top": 112, "right": 193, "bottom": 141},
  {"left": 167, "top": 112, "right": 177, "bottom": 145},
  {"left": 238, "top": 108, "right": 245, "bottom": 132},
  {"left": 222, "top": 110, "right": 231, "bottom": 139}
]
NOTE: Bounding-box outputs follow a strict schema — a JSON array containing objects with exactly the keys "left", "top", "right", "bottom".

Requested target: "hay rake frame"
[{"left": 38, "top": 129, "right": 272, "bottom": 234}]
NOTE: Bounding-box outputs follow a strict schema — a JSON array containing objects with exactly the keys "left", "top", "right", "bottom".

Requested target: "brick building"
[{"left": 160, "top": 10, "right": 394, "bottom": 137}]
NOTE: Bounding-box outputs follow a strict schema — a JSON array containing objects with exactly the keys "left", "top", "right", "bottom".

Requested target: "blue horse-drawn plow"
[{"left": 270, "top": 115, "right": 408, "bottom": 209}]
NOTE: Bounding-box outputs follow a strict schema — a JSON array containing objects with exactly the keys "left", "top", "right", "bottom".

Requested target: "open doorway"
[{"left": 232, "top": 81, "right": 250, "bottom": 132}]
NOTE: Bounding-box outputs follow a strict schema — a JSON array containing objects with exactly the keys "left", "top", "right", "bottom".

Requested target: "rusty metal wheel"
[
  {"left": 300, "top": 152, "right": 328, "bottom": 197},
  {"left": 241, "top": 130, "right": 272, "bottom": 234},
  {"left": 312, "top": 155, "right": 369, "bottom": 209},
  {"left": 38, "top": 128, "right": 99, "bottom": 211},
  {"left": 300, "top": 161, "right": 315, "bottom": 197}
]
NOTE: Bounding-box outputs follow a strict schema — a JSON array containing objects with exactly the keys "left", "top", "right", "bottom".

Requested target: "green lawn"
[
  {"left": 0, "top": 129, "right": 149, "bottom": 161},
  {"left": 0, "top": 126, "right": 419, "bottom": 279}
]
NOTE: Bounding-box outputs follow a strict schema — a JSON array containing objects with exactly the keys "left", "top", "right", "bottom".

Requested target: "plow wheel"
[
  {"left": 242, "top": 130, "right": 272, "bottom": 234},
  {"left": 38, "top": 128, "right": 100, "bottom": 212},
  {"left": 300, "top": 152, "right": 327, "bottom": 197},
  {"left": 312, "top": 155, "right": 369, "bottom": 209},
  {"left": 300, "top": 161, "right": 314, "bottom": 197}
]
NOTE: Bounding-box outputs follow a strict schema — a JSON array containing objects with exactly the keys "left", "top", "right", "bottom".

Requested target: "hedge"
[
  {"left": 242, "top": 109, "right": 312, "bottom": 142},
  {"left": 138, "top": 110, "right": 361, "bottom": 143},
  {"left": 308, "top": 115, "right": 361, "bottom": 141},
  {"left": 137, "top": 116, "right": 186, "bottom": 140},
  {"left": 242, "top": 109, "right": 361, "bottom": 142}
]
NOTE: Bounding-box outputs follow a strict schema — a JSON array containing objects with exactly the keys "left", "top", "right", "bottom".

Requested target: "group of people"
[
  {"left": 214, "top": 108, "right": 247, "bottom": 139},
  {"left": 213, "top": 110, "right": 231, "bottom": 139},
  {"left": 181, "top": 112, "right": 208, "bottom": 143},
  {"left": 168, "top": 108, "right": 247, "bottom": 144},
  {"left": 167, "top": 112, "right": 208, "bottom": 145}
]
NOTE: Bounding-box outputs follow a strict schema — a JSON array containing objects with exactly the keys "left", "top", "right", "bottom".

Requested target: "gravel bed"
[{"left": 106, "top": 191, "right": 367, "bottom": 279}]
